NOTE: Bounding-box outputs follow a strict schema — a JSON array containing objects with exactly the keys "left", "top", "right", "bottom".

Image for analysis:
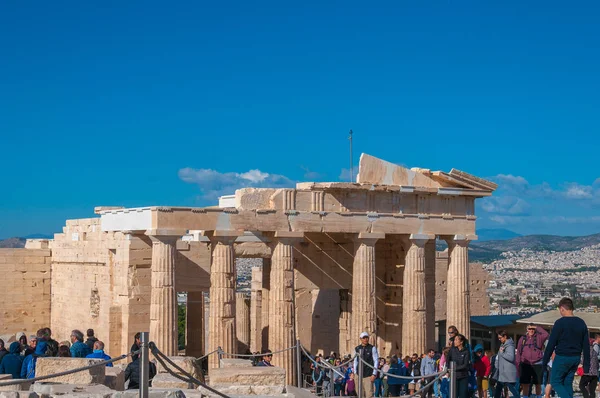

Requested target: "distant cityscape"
[{"left": 483, "top": 243, "right": 600, "bottom": 315}]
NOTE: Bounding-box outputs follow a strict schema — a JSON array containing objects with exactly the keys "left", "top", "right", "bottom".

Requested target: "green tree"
[{"left": 178, "top": 304, "right": 186, "bottom": 350}]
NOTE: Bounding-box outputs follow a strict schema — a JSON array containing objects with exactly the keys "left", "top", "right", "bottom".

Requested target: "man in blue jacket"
[
  {"left": 21, "top": 340, "right": 47, "bottom": 379},
  {"left": 85, "top": 341, "right": 113, "bottom": 367},
  {"left": 0, "top": 342, "right": 24, "bottom": 378}
]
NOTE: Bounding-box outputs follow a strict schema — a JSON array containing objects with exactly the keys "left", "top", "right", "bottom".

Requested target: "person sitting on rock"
[
  {"left": 257, "top": 349, "right": 274, "bottom": 367},
  {"left": 70, "top": 330, "right": 91, "bottom": 358},
  {"left": 86, "top": 341, "right": 113, "bottom": 367},
  {"left": 0, "top": 342, "right": 24, "bottom": 379},
  {"left": 124, "top": 352, "right": 157, "bottom": 389}
]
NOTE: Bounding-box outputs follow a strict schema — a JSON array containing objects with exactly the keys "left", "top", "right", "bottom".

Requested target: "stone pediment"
[{"left": 357, "top": 153, "right": 497, "bottom": 191}]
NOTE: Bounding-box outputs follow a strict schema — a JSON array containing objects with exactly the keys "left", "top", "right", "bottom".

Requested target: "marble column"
[
  {"left": 269, "top": 235, "right": 300, "bottom": 386},
  {"left": 402, "top": 235, "right": 429, "bottom": 356},
  {"left": 250, "top": 267, "right": 263, "bottom": 353},
  {"left": 446, "top": 235, "right": 471, "bottom": 339},
  {"left": 261, "top": 258, "right": 271, "bottom": 350},
  {"left": 351, "top": 233, "right": 382, "bottom": 342},
  {"left": 149, "top": 235, "right": 178, "bottom": 356},
  {"left": 186, "top": 291, "right": 205, "bottom": 358},
  {"left": 425, "top": 240, "right": 437, "bottom": 350},
  {"left": 236, "top": 292, "right": 251, "bottom": 353},
  {"left": 208, "top": 236, "right": 237, "bottom": 369}
]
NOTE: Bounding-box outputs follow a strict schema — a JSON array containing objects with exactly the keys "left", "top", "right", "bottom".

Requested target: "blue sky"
[{"left": 1, "top": 1, "right": 599, "bottom": 238}]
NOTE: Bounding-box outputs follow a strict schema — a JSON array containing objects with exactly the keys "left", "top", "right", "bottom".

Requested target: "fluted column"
[
  {"left": 446, "top": 235, "right": 471, "bottom": 339},
  {"left": 269, "top": 234, "right": 301, "bottom": 386},
  {"left": 250, "top": 267, "right": 263, "bottom": 353},
  {"left": 351, "top": 233, "right": 382, "bottom": 342},
  {"left": 261, "top": 259, "right": 271, "bottom": 350},
  {"left": 186, "top": 291, "right": 205, "bottom": 357},
  {"left": 402, "top": 235, "right": 432, "bottom": 356},
  {"left": 149, "top": 235, "right": 178, "bottom": 356},
  {"left": 236, "top": 292, "right": 251, "bottom": 353},
  {"left": 208, "top": 235, "right": 237, "bottom": 369},
  {"left": 425, "top": 240, "right": 437, "bottom": 350}
]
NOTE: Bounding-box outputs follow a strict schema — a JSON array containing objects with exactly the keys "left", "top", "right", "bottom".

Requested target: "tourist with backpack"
[{"left": 516, "top": 323, "right": 549, "bottom": 398}]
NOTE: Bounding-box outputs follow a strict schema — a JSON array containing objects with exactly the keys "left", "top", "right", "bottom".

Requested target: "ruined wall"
[
  {"left": 0, "top": 248, "right": 51, "bottom": 334},
  {"left": 50, "top": 218, "right": 134, "bottom": 357},
  {"left": 435, "top": 252, "right": 490, "bottom": 321},
  {"left": 50, "top": 218, "right": 212, "bottom": 357}
]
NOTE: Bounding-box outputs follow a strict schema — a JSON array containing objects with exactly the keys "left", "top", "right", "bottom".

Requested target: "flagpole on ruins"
[{"left": 349, "top": 129, "right": 354, "bottom": 182}]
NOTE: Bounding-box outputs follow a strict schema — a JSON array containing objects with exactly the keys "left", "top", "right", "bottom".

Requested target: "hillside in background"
[
  {"left": 0, "top": 238, "right": 26, "bottom": 248},
  {"left": 476, "top": 228, "right": 522, "bottom": 241}
]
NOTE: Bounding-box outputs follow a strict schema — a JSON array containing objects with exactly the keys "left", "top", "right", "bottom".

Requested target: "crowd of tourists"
[
  {"left": 297, "top": 298, "right": 600, "bottom": 398},
  {"left": 0, "top": 328, "right": 114, "bottom": 380}
]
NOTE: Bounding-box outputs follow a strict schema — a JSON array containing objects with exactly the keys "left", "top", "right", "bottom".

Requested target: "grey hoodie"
[{"left": 496, "top": 338, "right": 517, "bottom": 383}]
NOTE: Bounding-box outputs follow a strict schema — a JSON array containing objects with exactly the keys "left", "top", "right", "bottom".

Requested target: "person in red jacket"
[
  {"left": 473, "top": 345, "right": 491, "bottom": 398},
  {"left": 516, "top": 323, "right": 549, "bottom": 398}
]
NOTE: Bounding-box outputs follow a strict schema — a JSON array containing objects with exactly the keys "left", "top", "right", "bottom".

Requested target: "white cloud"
[
  {"left": 238, "top": 169, "right": 269, "bottom": 183},
  {"left": 564, "top": 183, "right": 593, "bottom": 199},
  {"left": 178, "top": 167, "right": 295, "bottom": 200},
  {"left": 480, "top": 196, "right": 531, "bottom": 216},
  {"left": 494, "top": 174, "right": 529, "bottom": 187}
]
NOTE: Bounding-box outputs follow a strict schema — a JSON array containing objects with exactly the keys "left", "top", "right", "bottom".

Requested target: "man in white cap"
[{"left": 354, "top": 331, "right": 379, "bottom": 398}]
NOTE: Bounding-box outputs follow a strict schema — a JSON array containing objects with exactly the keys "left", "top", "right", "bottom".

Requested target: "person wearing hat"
[{"left": 353, "top": 331, "right": 379, "bottom": 398}]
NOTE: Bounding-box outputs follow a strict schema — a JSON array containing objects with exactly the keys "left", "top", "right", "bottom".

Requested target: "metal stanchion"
[
  {"left": 139, "top": 332, "right": 149, "bottom": 398},
  {"left": 358, "top": 348, "right": 364, "bottom": 398},
  {"left": 449, "top": 361, "right": 456, "bottom": 398},
  {"left": 217, "top": 346, "right": 222, "bottom": 368},
  {"left": 329, "top": 368, "right": 334, "bottom": 397},
  {"left": 296, "top": 340, "right": 302, "bottom": 388}
]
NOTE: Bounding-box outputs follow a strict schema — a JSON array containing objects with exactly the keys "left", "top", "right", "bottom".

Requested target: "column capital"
[
  {"left": 441, "top": 234, "right": 477, "bottom": 244},
  {"left": 409, "top": 233, "right": 436, "bottom": 246},
  {"left": 145, "top": 229, "right": 186, "bottom": 240},
  {"left": 205, "top": 230, "right": 244, "bottom": 244},
  {"left": 355, "top": 232, "right": 384, "bottom": 245}
]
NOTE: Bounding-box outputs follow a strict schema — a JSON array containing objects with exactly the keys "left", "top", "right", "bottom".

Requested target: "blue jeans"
[
  {"left": 441, "top": 378, "right": 449, "bottom": 398},
  {"left": 550, "top": 355, "right": 580, "bottom": 398},
  {"left": 494, "top": 381, "right": 520, "bottom": 398},
  {"left": 374, "top": 378, "right": 383, "bottom": 397},
  {"left": 434, "top": 379, "right": 440, "bottom": 397}
]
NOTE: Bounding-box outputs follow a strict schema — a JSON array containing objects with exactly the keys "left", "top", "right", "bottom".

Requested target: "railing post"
[
  {"left": 217, "top": 346, "right": 222, "bottom": 368},
  {"left": 296, "top": 340, "right": 302, "bottom": 388},
  {"left": 139, "top": 332, "right": 149, "bottom": 398},
  {"left": 449, "top": 361, "right": 456, "bottom": 398},
  {"left": 358, "top": 348, "right": 364, "bottom": 398}
]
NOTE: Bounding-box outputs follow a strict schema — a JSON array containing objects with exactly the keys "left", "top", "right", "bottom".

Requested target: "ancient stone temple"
[{"left": 0, "top": 154, "right": 495, "bottom": 386}]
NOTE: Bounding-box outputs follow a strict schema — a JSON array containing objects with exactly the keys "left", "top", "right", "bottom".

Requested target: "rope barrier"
[
  {"left": 406, "top": 370, "right": 448, "bottom": 398},
  {"left": 196, "top": 348, "right": 220, "bottom": 361},
  {"left": 0, "top": 350, "right": 138, "bottom": 387},
  {"left": 149, "top": 342, "right": 230, "bottom": 398},
  {"left": 299, "top": 344, "right": 354, "bottom": 378},
  {"left": 357, "top": 355, "right": 447, "bottom": 380},
  {"left": 218, "top": 344, "right": 298, "bottom": 358}
]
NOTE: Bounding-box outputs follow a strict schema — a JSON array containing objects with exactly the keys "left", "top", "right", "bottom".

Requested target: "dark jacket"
[
  {"left": 408, "top": 359, "right": 421, "bottom": 378},
  {"left": 85, "top": 337, "right": 98, "bottom": 351},
  {"left": 0, "top": 342, "right": 24, "bottom": 379},
  {"left": 45, "top": 339, "right": 59, "bottom": 357},
  {"left": 0, "top": 348, "right": 8, "bottom": 363},
  {"left": 387, "top": 361, "right": 409, "bottom": 385},
  {"left": 447, "top": 345, "right": 472, "bottom": 379},
  {"left": 124, "top": 355, "right": 156, "bottom": 390}
]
